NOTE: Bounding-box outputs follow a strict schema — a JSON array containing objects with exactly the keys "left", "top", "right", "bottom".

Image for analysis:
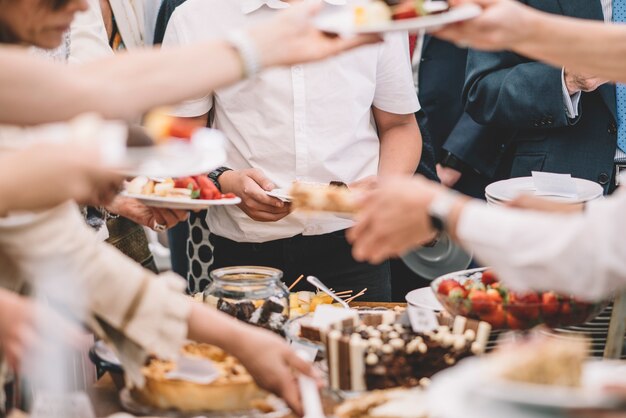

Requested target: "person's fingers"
[
  {"left": 246, "top": 169, "right": 276, "bottom": 192},
  {"left": 171, "top": 209, "right": 190, "bottom": 222},
  {"left": 245, "top": 197, "right": 289, "bottom": 212},
  {"left": 280, "top": 376, "right": 304, "bottom": 417},
  {"left": 286, "top": 350, "right": 317, "bottom": 379}
]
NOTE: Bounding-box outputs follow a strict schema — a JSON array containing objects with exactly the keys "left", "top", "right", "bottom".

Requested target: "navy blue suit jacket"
[
  {"left": 418, "top": 36, "right": 511, "bottom": 197},
  {"left": 464, "top": 0, "right": 617, "bottom": 192}
]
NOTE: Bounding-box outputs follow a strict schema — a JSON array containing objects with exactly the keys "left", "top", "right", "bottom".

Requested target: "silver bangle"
[{"left": 226, "top": 30, "right": 261, "bottom": 79}]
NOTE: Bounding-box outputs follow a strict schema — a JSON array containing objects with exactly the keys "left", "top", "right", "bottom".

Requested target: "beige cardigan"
[{"left": 0, "top": 202, "right": 191, "bottom": 386}]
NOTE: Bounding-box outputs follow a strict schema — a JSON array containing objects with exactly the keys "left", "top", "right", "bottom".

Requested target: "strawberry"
[
  {"left": 482, "top": 305, "right": 506, "bottom": 328},
  {"left": 174, "top": 177, "right": 200, "bottom": 190},
  {"left": 194, "top": 175, "right": 220, "bottom": 200},
  {"left": 486, "top": 288, "right": 503, "bottom": 304},
  {"left": 540, "top": 292, "right": 560, "bottom": 317},
  {"left": 222, "top": 193, "right": 237, "bottom": 199},
  {"left": 481, "top": 270, "right": 499, "bottom": 286},
  {"left": 506, "top": 312, "right": 526, "bottom": 330},
  {"left": 469, "top": 290, "right": 496, "bottom": 315},
  {"left": 507, "top": 291, "right": 540, "bottom": 320},
  {"left": 167, "top": 118, "right": 199, "bottom": 139},
  {"left": 437, "top": 279, "right": 462, "bottom": 296},
  {"left": 392, "top": 2, "right": 419, "bottom": 20}
]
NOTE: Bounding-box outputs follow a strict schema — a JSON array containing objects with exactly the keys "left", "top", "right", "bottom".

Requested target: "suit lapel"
[{"left": 554, "top": 0, "right": 616, "bottom": 120}]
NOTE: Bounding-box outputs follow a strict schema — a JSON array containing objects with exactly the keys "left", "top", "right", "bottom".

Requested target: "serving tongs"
[{"left": 306, "top": 276, "right": 350, "bottom": 309}]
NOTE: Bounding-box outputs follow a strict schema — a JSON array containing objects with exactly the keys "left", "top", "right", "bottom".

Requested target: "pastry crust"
[
  {"left": 290, "top": 182, "right": 357, "bottom": 214},
  {"left": 132, "top": 343, "right": 267, "bottom": 412}
]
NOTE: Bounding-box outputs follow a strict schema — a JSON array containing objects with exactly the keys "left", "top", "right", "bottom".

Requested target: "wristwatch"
[
  {"left": 440, "top": 152, "right": 467, "bottom": 172},
  {"left": 208, "top": 166, "right": 233, "bottom": 192},
  {"left": 427, "top": 191, "right": 460, "bottom": 232}
]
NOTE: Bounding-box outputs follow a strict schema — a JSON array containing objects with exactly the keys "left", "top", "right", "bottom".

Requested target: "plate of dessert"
[
  {"left": 121, "top": 111, "right": 229, "bottom": 178},
  {"left": 122, "top": 176, "right": 241, "bottom": 210},
  {"left": 290, "top": 181, "right": 359, "bottom": 218},
  {"left": 471, "top": 331, "right": 626, "bottom": 410},
  {"left": 123, "top": 342, "right": 289, "bottom": 417},
  {"left": 314, "top": 0, "right": 482, "bottom": 35},
  {"left": 432, "top": 267, "right": 610, "bottom": 330}
]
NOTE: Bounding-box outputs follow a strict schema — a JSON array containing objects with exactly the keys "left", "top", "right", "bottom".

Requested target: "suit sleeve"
[
  {"left": 463, "top": 49, "right": 578, "bottom": 130},
  {"left": 442, "top": 111, "right": 505, "bottom": 178}
]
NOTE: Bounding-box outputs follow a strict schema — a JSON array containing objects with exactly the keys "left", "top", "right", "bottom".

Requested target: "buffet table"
[{"left": 88, "top": 302, "right": 405, "bottom": 418}]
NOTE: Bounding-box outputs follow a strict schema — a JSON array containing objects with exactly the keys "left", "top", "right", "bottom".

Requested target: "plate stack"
[{"left": 485, "top": 176, "right": 604, "bottom": 206}]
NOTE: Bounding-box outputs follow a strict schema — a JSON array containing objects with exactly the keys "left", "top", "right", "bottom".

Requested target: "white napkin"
[
  {"left": 532, "top": 171, "right": 579, "bottom": 198},
  {"left": 165, "top": 355, "right": 220, "bottom": 384}
]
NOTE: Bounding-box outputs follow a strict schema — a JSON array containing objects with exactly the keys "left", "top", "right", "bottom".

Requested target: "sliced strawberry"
[
  {"left": 194, "top": 175, "right": 220, "bottom": 200},
  {"left": 174, "top": 177, "right": 200, "bottom": 190},
  {"left": 392, "top": 1, "right": 419, "bottom": 19}
]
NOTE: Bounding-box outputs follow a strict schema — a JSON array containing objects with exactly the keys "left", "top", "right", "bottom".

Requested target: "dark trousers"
[{"left": 208, "top": 230, "right": 392, "bottom": 302}]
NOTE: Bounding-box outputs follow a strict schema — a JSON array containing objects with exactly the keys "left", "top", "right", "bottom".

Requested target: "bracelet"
[
  {"left": 97, "top": 206, "right": 120, "bottom": 222},
  {"left": 226, "top": 30, "right": 261, "bottom": 79}
]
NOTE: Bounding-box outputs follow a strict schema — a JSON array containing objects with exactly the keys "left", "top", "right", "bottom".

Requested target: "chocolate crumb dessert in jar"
[{"left": 204, "top": 266, "right": 289, "bottom": 336}]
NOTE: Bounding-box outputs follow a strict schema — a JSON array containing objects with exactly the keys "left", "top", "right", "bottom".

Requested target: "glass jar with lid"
[{"left": 203, "top": 266, "right": 289, "bottom": 335}]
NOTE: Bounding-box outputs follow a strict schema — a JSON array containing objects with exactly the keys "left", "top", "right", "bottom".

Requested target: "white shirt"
[
  {"left": 562, "top": 0, "right": 612, "bottom": 118},
  {"left": 163, "top": 0, "right": 420, "bottom": 242},
  {"left": 457, "top": 189, "right": 626, "bottom": 301}
]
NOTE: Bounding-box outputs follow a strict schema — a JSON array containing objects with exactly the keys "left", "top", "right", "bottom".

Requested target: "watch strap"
[{"left": 208, "top": 167, "right": 232, "bottom": 192}]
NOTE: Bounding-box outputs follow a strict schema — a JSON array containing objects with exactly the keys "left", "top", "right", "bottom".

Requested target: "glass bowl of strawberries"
[{"left": 431, "top": 268, "right": 609, "bottom": 330}]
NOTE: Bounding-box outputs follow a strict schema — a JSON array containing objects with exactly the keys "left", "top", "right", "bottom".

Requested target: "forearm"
[
  {"left": 187, "top": 304, "right": 251, "bottom": 353},
  {"left": 378, "top": 123, "right": 422, "bottom": 175},
  {"left": 448, "top": 194, "right": 626, "bottom": 300},
  {"left": 0, "top": 43, "right": 242, "bottom": 125},
  {"left": 515, "top": 12, "right": 626, "bottom": 84}
]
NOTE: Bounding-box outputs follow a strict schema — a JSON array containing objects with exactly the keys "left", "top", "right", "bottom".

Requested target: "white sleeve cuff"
[{"left": 561, "top": 68, "right": 581, "bottom": 119}]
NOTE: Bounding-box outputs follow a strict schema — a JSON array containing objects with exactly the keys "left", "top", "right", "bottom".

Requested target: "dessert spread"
[
  {"left": 306, "top": 308, "right": 491, "bottom": 391},
  {"left": 335, "top": 387, "right": 430, "bottom": 418},
  {"left": 131, "top": 343, "right": 269, "bottom": 412}
]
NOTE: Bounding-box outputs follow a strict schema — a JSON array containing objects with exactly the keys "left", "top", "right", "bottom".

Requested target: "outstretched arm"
[
  {"left": 436, "top": 0, "right": 626, "bottom": 84},
  {"left": 0, "top": 3, "right": 379, "bottom": 125}
]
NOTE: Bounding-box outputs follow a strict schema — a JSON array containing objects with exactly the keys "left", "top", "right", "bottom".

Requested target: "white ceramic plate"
[
  {"left": 405, "top": 287, "right": 443, "bottom": 311},
  {"left": 118, "top": 128, "right": 227, "bottom": 178},
  {"left": 473, "top": 360, "right": 626, "bottom": 410},
  {"left": 485, "top": 176, "right": 603, "bottom": 204},
  {"left": 122, "top": 191, "right": 241, "bottom": 210},
  {"left": 266, "top": 188, "right": 292, "bottom": 202},
  {"left": 314, "top": 3, "right": 481, "bottom": 35}
]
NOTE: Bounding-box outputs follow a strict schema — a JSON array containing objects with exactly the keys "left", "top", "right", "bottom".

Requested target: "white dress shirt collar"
[{"left": 241, "top": 0, "right": 346, "bottom": 15}]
